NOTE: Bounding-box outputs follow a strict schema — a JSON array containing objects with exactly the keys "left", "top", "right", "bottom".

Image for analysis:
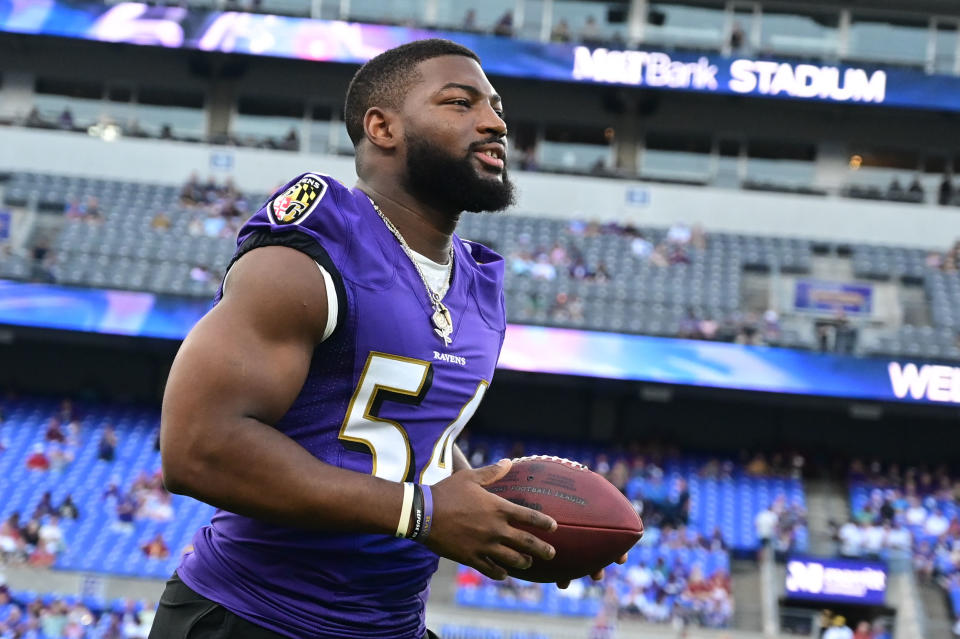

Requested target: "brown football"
[{"left": 485, "top": 455, "right": 644, "bottom": 583}]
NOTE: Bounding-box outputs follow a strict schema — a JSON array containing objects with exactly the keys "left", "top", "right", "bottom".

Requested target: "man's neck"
[{"left": 356, "top": 178, "right": 458, "bottom": 264}]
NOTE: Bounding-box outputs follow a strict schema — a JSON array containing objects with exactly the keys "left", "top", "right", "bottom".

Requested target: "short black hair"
[{"left": 344, "top": 39, "right": 481, "bottom": 146}]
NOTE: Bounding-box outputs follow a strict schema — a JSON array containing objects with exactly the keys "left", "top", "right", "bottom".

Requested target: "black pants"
[{"left": 148, "top": 573, "right": 439, "bottom": 639}]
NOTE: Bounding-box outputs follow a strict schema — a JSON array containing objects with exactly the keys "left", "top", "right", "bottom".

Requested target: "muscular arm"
[
  {"left": 161, "top": 245, "right": 556, "bottom": 577},
  {"left": 160, "top": 246, "right": 402, "bottom": 534}
]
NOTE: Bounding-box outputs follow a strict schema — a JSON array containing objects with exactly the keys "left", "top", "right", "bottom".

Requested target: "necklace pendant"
[{"left": 432, "top": 303, "right": 453, "bottom": 346}]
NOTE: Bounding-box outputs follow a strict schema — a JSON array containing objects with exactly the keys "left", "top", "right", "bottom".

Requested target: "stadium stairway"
[
  {"left": 803, "top": 478, "right": 848, "bottom": 555},
  {"left": 730, "top": 559, "right": 763, "bottom": 632},
  {"left": 918, "top": 582, "right": 954, "bottom": 639}
]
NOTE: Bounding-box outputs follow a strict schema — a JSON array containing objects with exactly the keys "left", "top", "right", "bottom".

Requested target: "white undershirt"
[{"left": 317, "top": 248, "right": 451, "bottom": 342}]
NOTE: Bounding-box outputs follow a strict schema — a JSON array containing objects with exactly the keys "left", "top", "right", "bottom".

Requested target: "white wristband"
[{"left": 396, "top": 482, "right": 414, "bottom": 538}]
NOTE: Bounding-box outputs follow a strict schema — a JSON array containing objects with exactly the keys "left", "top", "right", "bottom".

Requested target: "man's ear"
[{"left": 363, "top": 106, "right": 402, "bottom": 151}]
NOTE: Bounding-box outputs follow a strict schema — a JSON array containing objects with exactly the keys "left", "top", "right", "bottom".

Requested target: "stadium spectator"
[
  {"left": 49, "top": 442, "right": 74, "bottom": 471},
  {"left": 84, "top": 197, "right": 102, "bottom": 224},
  {"left": 114, "top": 494, "right": 137, "bottom": 532},
  {"left": 461, "top": 9, "right": 478, "bottom": 32},
  {"left": 98, "top": 424, "right": 117, "bottom": 461},
  {"left": 26, "top": 443, "right": 49, "bottom": 470},
  {"left": 594, "top": 262, "right": 611, "bottom": 282},
  {"left": 38, "top": 515, "right": 65, "bottom": 555},
  {"left": 187, "top": 214, "right": 204, "bottom": 236},
  {"left": 57, "top": 108, "right": 74, "bottom": 131},
  {"left": 32, "top": 491, "right": 56, "bottom": 519},
  {"left": 630, "top": 233, "right": 654, "bottom": 259},
  {"left": 648, "top": 243, "right": 670, "bottom": 267},
  {"left": 666, "top": 222, "right": 692, "bottom": 246},
  {"left": 143, "top": 533, "right": 171, "bottom": 560},
  {"left": 25, "top": 106, "right": 45, "bottom": 128},
  {"left": 102, "top": 476, "right": 122, "bottom": 502},
  {"left": 58, "top": 494, "right": 79, "bottom": 520},
  {"left": 493, "top": 10, "right": 513, "bottom": 36},
  {"left": 281, "top": 127, "right": 300, "bottom": 152},
  {"left": 823, "top": 615, "right": 854, "bottom": 639},
  {"left": 581, "top": 16, "right": 602, "bottom": 46},
  {"left": 551, "top": 18, "right": 572, "bottom": 42},
  {"left": 730, "top": 22, "right": 746, "bottom": 52},
  {"left": 180, "top": 172, "right": 204, "bottom": 205},
  {"left": 838, "top": 520, "right": 863, "bottom": 558},
  {"left": 64, "top": 198, "right": 83, "bottom": 219},
  {"left": 0, "top": 513, "right": 23, "bottom": 560},
  {"left": 139, "top": 490, "right": 174, "bottom": 522},
  {"left": 905, "top": 496, "right": 927, "bottom": 526},
  {"left": 909, "top": 175, "right": 924, "bottom": 198},
  {"left": 20, "top": 517, "right": 40, "bottom": 549},
  {"left": 189, "top": 264, "right": 212, "bottom": 282},
  {"left": 755, "top": 503, "right": 778, "bottom": 553},
  {"left": 925, "top": 507, "right": 950, "bottom": 537},
  {"left": 940, "top": 174, "right": 954, "bottom": 206},
  {"left": 518, "top": 145, "right": 539, "bottom": 171},
  {"left": 888, "top": 177, "right": 904, "bottom": 199},
  {"left": 150, "top": 211, "right": 172, "bottom": 230},
  {"left": 861, "top": 521, "right": 885, "bottom": 560},
  {"left": 530, "top": 254, "right": 557, "bottom": 280}
]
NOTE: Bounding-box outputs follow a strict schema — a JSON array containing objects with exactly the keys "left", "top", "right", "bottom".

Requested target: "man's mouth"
[
  {"left": 474, "top": 150, "right": 505, "bottom": 171},
  {"left": 472, "top": 142, "right": 506, "bottom": 172}
]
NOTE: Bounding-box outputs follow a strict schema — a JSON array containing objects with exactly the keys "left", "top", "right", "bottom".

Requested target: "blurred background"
[{"left": 1, "top": 0, "right": 960, "bottom": 638}]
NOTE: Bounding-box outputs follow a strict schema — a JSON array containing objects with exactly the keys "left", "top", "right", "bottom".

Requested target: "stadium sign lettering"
[
  {"left": 572, "top": 47, "right": 719, "bottom": 89},
  {"left": 888, "top": 362, "right": 960, "bottom": 403},
  {"left": 571, "top": 47, "right": 886, "bottom": 105},
  {"left": 786, "top": 559, "right": 886, "bottom": 602},
  {"left": 729, "top": 60, "right": 887, "bottom": 103}
]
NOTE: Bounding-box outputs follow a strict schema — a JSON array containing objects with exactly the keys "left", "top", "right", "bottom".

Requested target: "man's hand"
[
  {"left": 556, "top": 552, "right": 628, "bottom": 589},
  {"left": 427, "top": 459, "right": 557, "bottom": 580}
]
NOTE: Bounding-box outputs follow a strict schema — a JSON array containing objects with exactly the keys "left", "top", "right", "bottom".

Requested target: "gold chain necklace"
[{"left": 368, "top": 197, "right": 455, "bottom": 346}]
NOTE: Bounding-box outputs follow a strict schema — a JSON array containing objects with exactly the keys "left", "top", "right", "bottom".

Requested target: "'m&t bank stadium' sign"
[{"left": 572, "top": 46, "right": 887, "bottom": 105}]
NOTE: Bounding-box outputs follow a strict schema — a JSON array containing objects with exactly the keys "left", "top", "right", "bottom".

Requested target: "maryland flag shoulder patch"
[{"left": 268, "top": 173, "right": 327, "bottom": 225}]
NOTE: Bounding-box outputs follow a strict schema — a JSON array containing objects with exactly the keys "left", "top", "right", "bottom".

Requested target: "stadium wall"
[{"left": 2, "top": 127, "right": 958, "bottom": 248}]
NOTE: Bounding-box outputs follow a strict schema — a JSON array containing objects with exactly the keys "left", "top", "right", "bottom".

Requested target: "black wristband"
[{"left": 407, "top": 483, "right": 425, "bottom": 541}]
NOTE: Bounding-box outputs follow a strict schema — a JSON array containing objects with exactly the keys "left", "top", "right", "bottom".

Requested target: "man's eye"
[{"left": 449, "top": 99, "right": 470, "bottom": 107}]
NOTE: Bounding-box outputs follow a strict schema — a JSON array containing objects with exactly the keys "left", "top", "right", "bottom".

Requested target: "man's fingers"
[
  {"left": 616, "top": 553, "right": 628, "bottom": 565},
  {"left": 476, "top": 556, "right": 508, "bottom": 581},
  {"left": 473, "top": 458, "right": 512, "bottom": 486},
  {"left": 590, "top": 568, "right": 605, "bottom": 581},
  {"left": 557, "top": 580, "right": 570, "bottom": 589},
  {"left": 506, "top": 502, "right": 557, "bottom": 532},
  {"left": 489, "top": 547, "right": 533, "bottom": 571},
  {"left": 503, "top": 529, "right": 555, "bottom": 562}
]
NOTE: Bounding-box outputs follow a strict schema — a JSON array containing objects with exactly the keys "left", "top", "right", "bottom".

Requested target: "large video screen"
[
  {"left": 785, "top": 556, "right": 887, "bottom": 606},
  {"left": 1, "top": 280, "right": 957, "bottom": 407},
  {"left": 3, "top": 1, "right": 960, "bottom": 112}
]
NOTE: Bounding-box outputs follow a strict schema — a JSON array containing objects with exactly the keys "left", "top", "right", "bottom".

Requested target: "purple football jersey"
[{"left": 176, "top": 173, "right": 506, "bottom": 638}]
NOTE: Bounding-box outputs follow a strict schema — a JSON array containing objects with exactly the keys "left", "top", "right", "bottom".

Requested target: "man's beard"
[{"left": 403, "top": 133, "right": 516, "bottom": 214}]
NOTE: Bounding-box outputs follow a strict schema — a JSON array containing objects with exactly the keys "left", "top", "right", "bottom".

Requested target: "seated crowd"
[
  {"left": 0, "top": 583, "right": 156, "bottom": 639},
  {"left": 0, "top": 397, "right": 176, "bottom": 571},
  {"left": 3, "top": 392, "right": 810, "bottom": 634},
  {"left": 847, "top": 460, "right": 960, "bottom": 616}
]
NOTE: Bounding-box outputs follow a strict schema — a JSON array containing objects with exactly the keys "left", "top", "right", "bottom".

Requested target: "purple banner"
[
  {"left": 6, "top": 1, "right": 960, "bottom": 113},
  {"left": 785, "top": 556, "right": 886, "bottom": 606},
  {"left": 794, "top": 280, "right": 874, "bottom": 315}
]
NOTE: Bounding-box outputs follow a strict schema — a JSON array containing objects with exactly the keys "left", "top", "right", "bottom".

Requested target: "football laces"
[{"left": 511, "top": 454, "right": 588, "bottom": 471}]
